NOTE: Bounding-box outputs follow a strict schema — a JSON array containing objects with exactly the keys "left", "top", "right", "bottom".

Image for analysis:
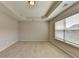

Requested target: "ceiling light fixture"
[{"left": 28, "top": 1, "right": 35, "bottom": 6}]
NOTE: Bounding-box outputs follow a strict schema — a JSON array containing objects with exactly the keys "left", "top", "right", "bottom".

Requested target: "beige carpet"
[{"left": 0, "top": 41, "right": 71, "bottom": 58}]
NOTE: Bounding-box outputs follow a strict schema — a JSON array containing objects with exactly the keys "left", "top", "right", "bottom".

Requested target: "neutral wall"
[
  {"left": 0, "top": 12, "right": 18, "bottom": 52},
  {"left": 49, "top": 21, "right": 55, "bottom": 41},
  {"left": 19, "top": 21, "right": 49, "bottom": 41}
]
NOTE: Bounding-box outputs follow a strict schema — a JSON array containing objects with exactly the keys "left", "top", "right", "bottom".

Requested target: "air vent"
[{"left": 63, "top": 3, "right": 68, "bottom": 7}]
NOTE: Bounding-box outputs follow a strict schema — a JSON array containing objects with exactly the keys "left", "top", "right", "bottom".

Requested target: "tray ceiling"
[{"left": 0, "top": 1, "right": 77, "bottom": 21}]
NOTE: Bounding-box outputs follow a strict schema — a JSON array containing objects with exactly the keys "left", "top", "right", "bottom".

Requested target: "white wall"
[
  {"left": 0, "top": 12, "right": 18, "bottom": 52},
  {"left": 19, "top": 21, "right": 49, "bottom": 41}
]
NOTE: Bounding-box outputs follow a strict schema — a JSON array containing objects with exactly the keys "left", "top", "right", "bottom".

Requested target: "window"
[
  {"left": 55, "top": 19, "right": 65, "bottom": 41},
  {"left": 55, "top": 13, "right": 79, "bottom": 48},
  {"left": 65, "top": 13, "right": 79, "bottom": 47}
]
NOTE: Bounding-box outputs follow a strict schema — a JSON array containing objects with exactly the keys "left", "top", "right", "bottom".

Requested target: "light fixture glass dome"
[{"left": 28, "top": 1, "right": 35, "bottom": 5}]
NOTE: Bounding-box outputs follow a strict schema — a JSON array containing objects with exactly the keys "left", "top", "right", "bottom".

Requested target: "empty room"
[{"left": 0, "top": 0, "right": 79, "bottom": 58}]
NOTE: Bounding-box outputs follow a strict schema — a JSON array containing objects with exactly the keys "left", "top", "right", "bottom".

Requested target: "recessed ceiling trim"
[
  {"left": 42, "top": 1, "right": 62, "bottom": 18},
  {"left": 0, "top": 1, "right": 54, "bottom": 21},
  {"left": 0, "top": 2, "right": 24, "bottom": 21},
  {"left": 49, "top": 2, "right": 79, "bottom": 22}
]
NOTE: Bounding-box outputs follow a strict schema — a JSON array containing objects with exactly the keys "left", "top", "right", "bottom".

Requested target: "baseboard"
[
  {"left": 18, "top": 40, "right": 48, "bottom": 42},
  {"left": 0, "top": 40, "right": 18, "bottom": 52},
  {"left": 49, "top": 39, "right": 79, "bottom": 58}
]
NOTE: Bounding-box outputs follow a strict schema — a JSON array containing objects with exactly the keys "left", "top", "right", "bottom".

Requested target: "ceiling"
[{"left": 0, "top": 1, "right": 77, "bottom": 21}]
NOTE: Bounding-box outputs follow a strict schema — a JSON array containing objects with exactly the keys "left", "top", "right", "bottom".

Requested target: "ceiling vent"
[{"left": 63, "top": 3, "right": 68, "bottom": 7}]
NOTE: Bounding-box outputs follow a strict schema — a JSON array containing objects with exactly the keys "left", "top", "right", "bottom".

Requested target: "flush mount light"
[{"left": 28, "top": 1, "right": 35, "bottom": 6}]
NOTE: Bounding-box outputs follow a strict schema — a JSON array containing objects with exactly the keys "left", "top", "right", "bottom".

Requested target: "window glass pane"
[
  {"left": 55, "top": 13, "right": 79, "bottom": 48},
  {"left": 65, "top": 13, "right": 79, "bottom": 47},
  {"left": 55, "top": 19, "right": 65, "bottom": 41}
]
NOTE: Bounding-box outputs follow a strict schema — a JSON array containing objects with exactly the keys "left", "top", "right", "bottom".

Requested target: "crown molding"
[
  {"left": 49, "top": 2, "right": 79, "bottom": 22},
  {"left": 0, "top": 2, "right": 24, "bottom": 21},
  {"left": 42, "top": 1, "right": 62, "bottom": 19}
]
